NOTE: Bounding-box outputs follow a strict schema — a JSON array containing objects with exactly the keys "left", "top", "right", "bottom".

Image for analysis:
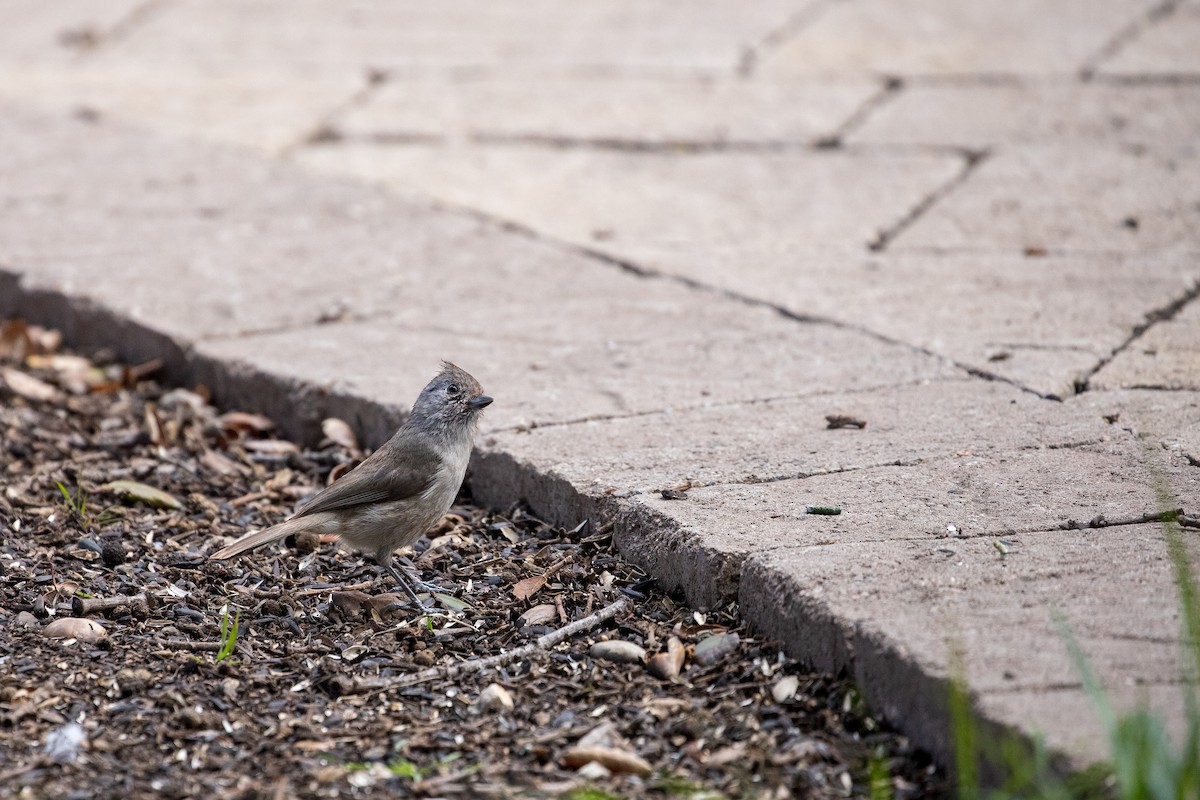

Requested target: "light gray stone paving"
[
  {"left": 756, "top": 0, "right": 1152, "bottom": 78},
  {"left": 0, "top": 0, "right": 145, "bottom": 66},
  {"left": 608, "top": 426, "right": 1196, "bottom": 609},
  {"left": 334, "top": 76, "right": 880, "bottom": 145},
  {"left": 892, "top": 144, "right": 1200, "bottom": 254},
  {"left": 296, "top": 142, "right": 964, "bottom": 256},
  {"left": 478, "top": 380, "right": 1118, "bottom": 497},
  {"left": 197, "top": 310, "right": 960, "bottom": 434},
  {"left": 0, "top": 64, "right": 360, "bottom": 154},
  {"left": 87, "top": 0, "right": 810, "bottom": 78},
  {"left": 1099, "top": 0, "right": 1200, "bottom": 77},
  {"left": 1091, "top": 298, "right": 1200, "bottom": 391},
  {"left": 581, "top": 249, "right": 1199, "bottom": 399},
  {"left": 848, "top": 81, "right": 1200, "bottom": 152},
  {"left": 1068, "top": 389, "right": 1200, "bottom": 473},
  {"left": 740, "top": 524, "right": 1194, "bottom": 767}
]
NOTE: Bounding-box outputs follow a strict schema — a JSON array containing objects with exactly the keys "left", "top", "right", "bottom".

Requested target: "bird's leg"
[
  {"left": 395, "top": 555, "right": 446, "bottom": 594},
  {"left": 382, "top": 562, "right": 432, "bottom": 613}
]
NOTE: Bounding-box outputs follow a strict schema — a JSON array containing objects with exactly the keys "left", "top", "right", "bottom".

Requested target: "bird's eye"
[{"left": 446, "top": 384, "right": 461, "bottom": 396}]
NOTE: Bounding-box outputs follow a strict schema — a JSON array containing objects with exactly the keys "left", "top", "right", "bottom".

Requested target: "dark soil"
[{"left": 0, "top": 320, "right": 948, "bottom": 799}]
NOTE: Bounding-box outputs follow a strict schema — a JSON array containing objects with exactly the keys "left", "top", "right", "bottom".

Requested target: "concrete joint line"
[
  {"left": 866, "top": 147, "right": 989, "bottom": 253},
  {"left": 282, "top": 70, "right": 390, "bottom": 159},
  {"left": 65, "top": 0, "right": 165, "bottom": 59},
  {"left": 489, "top": 375, "right": 963, "bottom": 436},
  {"left": 736, "top": 0, "right": 847, "bottom": 78},
  {"left": 814, "top": 76, "right": 905, "bottom": 149},
  {"left": 1075, "top": 277, "right": 1200, "bottom": 394},
  {"left": 1079, "top": 0, "right": 1183, "bottom": 79}
]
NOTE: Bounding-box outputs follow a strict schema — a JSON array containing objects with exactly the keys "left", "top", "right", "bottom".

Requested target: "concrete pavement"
[{"left": 1, "top": 0, "right": 1198, "bottom": 774}]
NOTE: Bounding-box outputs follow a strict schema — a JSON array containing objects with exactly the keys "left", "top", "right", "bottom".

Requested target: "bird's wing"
[{"left": 293, "top": 436, "right": 438, "bottom": 518}]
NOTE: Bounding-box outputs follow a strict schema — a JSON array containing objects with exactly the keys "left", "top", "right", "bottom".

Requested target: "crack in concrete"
[
  {"left": 398, "top": 186, "right": 1066, "bottom": 403},
  {"left": 1075, "top": 277, "right": 1200, "bottom": 394},
  {"left": 1080, "top": 0, "right": 1182, "bottom": 79},
  {"left": 1091, "top": 73, "right": 1200, "bottom": 86},
  {"left": 322, "top": 130, "right": 976, "bottom": 159},
  {"left": 67, "top": 0, "right": 165, "bottom": 58},
  {"left": 280, "top": 68, "right": 390, "bottom": 159},
  {"left": 484, "top": 375, "right": 970, "bottom": 436},
  {"left": 736, "top": 0, "right": 844, "bottom": 78},
  {"left": 813, "top": 76, "right": 905, "bottom": 148},
  {"left": 866, "top": 147, "right": 989, "bottom": 252}
]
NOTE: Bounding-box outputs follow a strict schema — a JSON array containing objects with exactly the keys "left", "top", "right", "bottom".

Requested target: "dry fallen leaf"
[
  {"left": 218, "top": 411, "right": 275, "bottom": 436},
  {"left": 321, "top": 417, "right": 358, "bottom": 451},
  {"left": 200, "top": 448, "right": 250, "bottom": 478},
  {"left": 43, "top": 617, "right": 108, "bottom": 644},
  {"left": 0, "top": 319, "right": 30, "bottom": 361},
  {"left": 242, "top": 439, "right": 300, "bottom": 456},
  {"left": 518, "top": 603, "right": 557, "bottom": 627},
  {"left": 100, "top": 480, "right": 183, "bottom": 510},
  {"left": 560, "top": 746, "right": 652, "bottom": 777},
  {"left": 512, "top": 576, "right": 546, "bottom": 601},
  {"left": 647, "top": 636, "right": 686, "bottom": 680},
  {"left": 2, "top": 367, "right": 63, "bottom": 402}
]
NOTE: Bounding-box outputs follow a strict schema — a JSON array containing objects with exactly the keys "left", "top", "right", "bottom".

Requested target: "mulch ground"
[{"left": 0, "top": 320, "right": 948, "bottom": 799}]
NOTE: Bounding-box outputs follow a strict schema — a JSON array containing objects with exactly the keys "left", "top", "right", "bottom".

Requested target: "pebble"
[
  {"left": 14, "top": 611, "right": 39, "bottom": 630},
  {"left": 43, "top": 617, "right": 108, "bottom": 644},
  {"left": 647, "top": 636, "right": 686, "bottom": 680},
  {"left": 589, "top": 640, "right": 646, "bottom": 664},
  {"left": 693, "top": 632, "right": 740, "bottom": 666},
  {"left": 772, "top": 675, "right": 800, "bottom": 703},
  {"left": 477, "top": 682, "right": 515, "bottom": 713}
]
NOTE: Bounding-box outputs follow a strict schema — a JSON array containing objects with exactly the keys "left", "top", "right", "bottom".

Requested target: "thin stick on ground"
[{"left": 347, "top": 596, "right": 629, "bottom": 696}]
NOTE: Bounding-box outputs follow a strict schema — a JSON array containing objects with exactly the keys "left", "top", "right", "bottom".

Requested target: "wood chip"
[{"left": 560, "top": 746, "right": 652, "bottom": 777}]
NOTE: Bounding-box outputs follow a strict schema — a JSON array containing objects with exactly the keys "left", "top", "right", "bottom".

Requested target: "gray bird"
[{"left": 210, "top": 362, "right": 492, "bottom": 609}]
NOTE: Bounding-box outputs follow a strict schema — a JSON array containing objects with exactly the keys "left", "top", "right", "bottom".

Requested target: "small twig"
[
  {"left": 553, "top": 594, "right": 568, "bottom": 624},
  {"left": 158, "top": 638, "right": 222, "bottom": 652},
  {"left": 540, "top": 556, "right": 573, "bottom": 580},
  {"left": 347, "top": 597, "right": 628, "bottom": 696},
  {"left": 294, "top": 580, "right": 374, "bottom": 597},
  {"left": 1058, "top": 509, "right": 1184, "bottom": 530},
  {"left": 229, "top": 492, "right": 268, "bottom": 508},
  {"left": 72, "top": 592, "right": 151, "bottom": 616}
]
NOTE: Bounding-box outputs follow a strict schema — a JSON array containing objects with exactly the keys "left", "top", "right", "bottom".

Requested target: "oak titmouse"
[{"left": 210, "top": 362, "right": 492, "bottom": 608}]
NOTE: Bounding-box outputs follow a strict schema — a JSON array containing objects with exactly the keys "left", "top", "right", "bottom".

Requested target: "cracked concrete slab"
[
  {"left": 599, "top": 249, "right": 1199, "bottom": 399},
  {"left": 0, "top": 64, "right": 361, "bottom": 154},
  {"left": 847, "top": 81, "right": 1200, "bottom": 152},
  {"left": 0, "top": 102, "right": 597, "bottom": 341},
  {"left": 1098, "top": 0, "right": 1200, "bottom": 77},
  {"left": 296, "top": 142, "right": 964, "bottom": 257},
  {"left": 1090, "top": 295, "right": 1200, "bottom": 390},
  {"left": 755, "top": 0, "right": 1151, "bottom": 78},
  {"left": 87, "top": 0, "right": 810, "bottom": 78},
  {"left": 1068, "top": 388, "right": 1200, "bottom": 475},
  {"left": 331, "top": 76, "right": 880, "bottom": 146},
  {"left": 479, "top": 379, "right": 1118, "bottom": 500},
  {"left": 892, "top": 144, "right": 1200, "bottom": 254},
  {"left": 740, "top": 523, "right": 1195, "bottom": 768},
  {"left": 196, "top": 305, "right": 961, "bottom": 435},
  {"left": 0, "top": 0, "right": 146, "bottom": 66},
  {"left": 612, "top": 433, "right": 1195, "bottom": 608}
]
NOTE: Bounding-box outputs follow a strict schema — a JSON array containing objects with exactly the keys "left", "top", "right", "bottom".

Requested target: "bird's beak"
[{"left": 469, "top": 395, "right": 493, "bottom": 410}]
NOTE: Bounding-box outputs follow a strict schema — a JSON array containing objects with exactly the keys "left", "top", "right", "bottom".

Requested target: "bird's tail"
[{"left": 210, "top": 517, "right": 313, "bottom": 560}]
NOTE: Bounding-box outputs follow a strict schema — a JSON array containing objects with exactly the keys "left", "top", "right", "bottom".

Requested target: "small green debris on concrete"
[{"left": 805, "top": 505, "right": 842, "bottom": 515}]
